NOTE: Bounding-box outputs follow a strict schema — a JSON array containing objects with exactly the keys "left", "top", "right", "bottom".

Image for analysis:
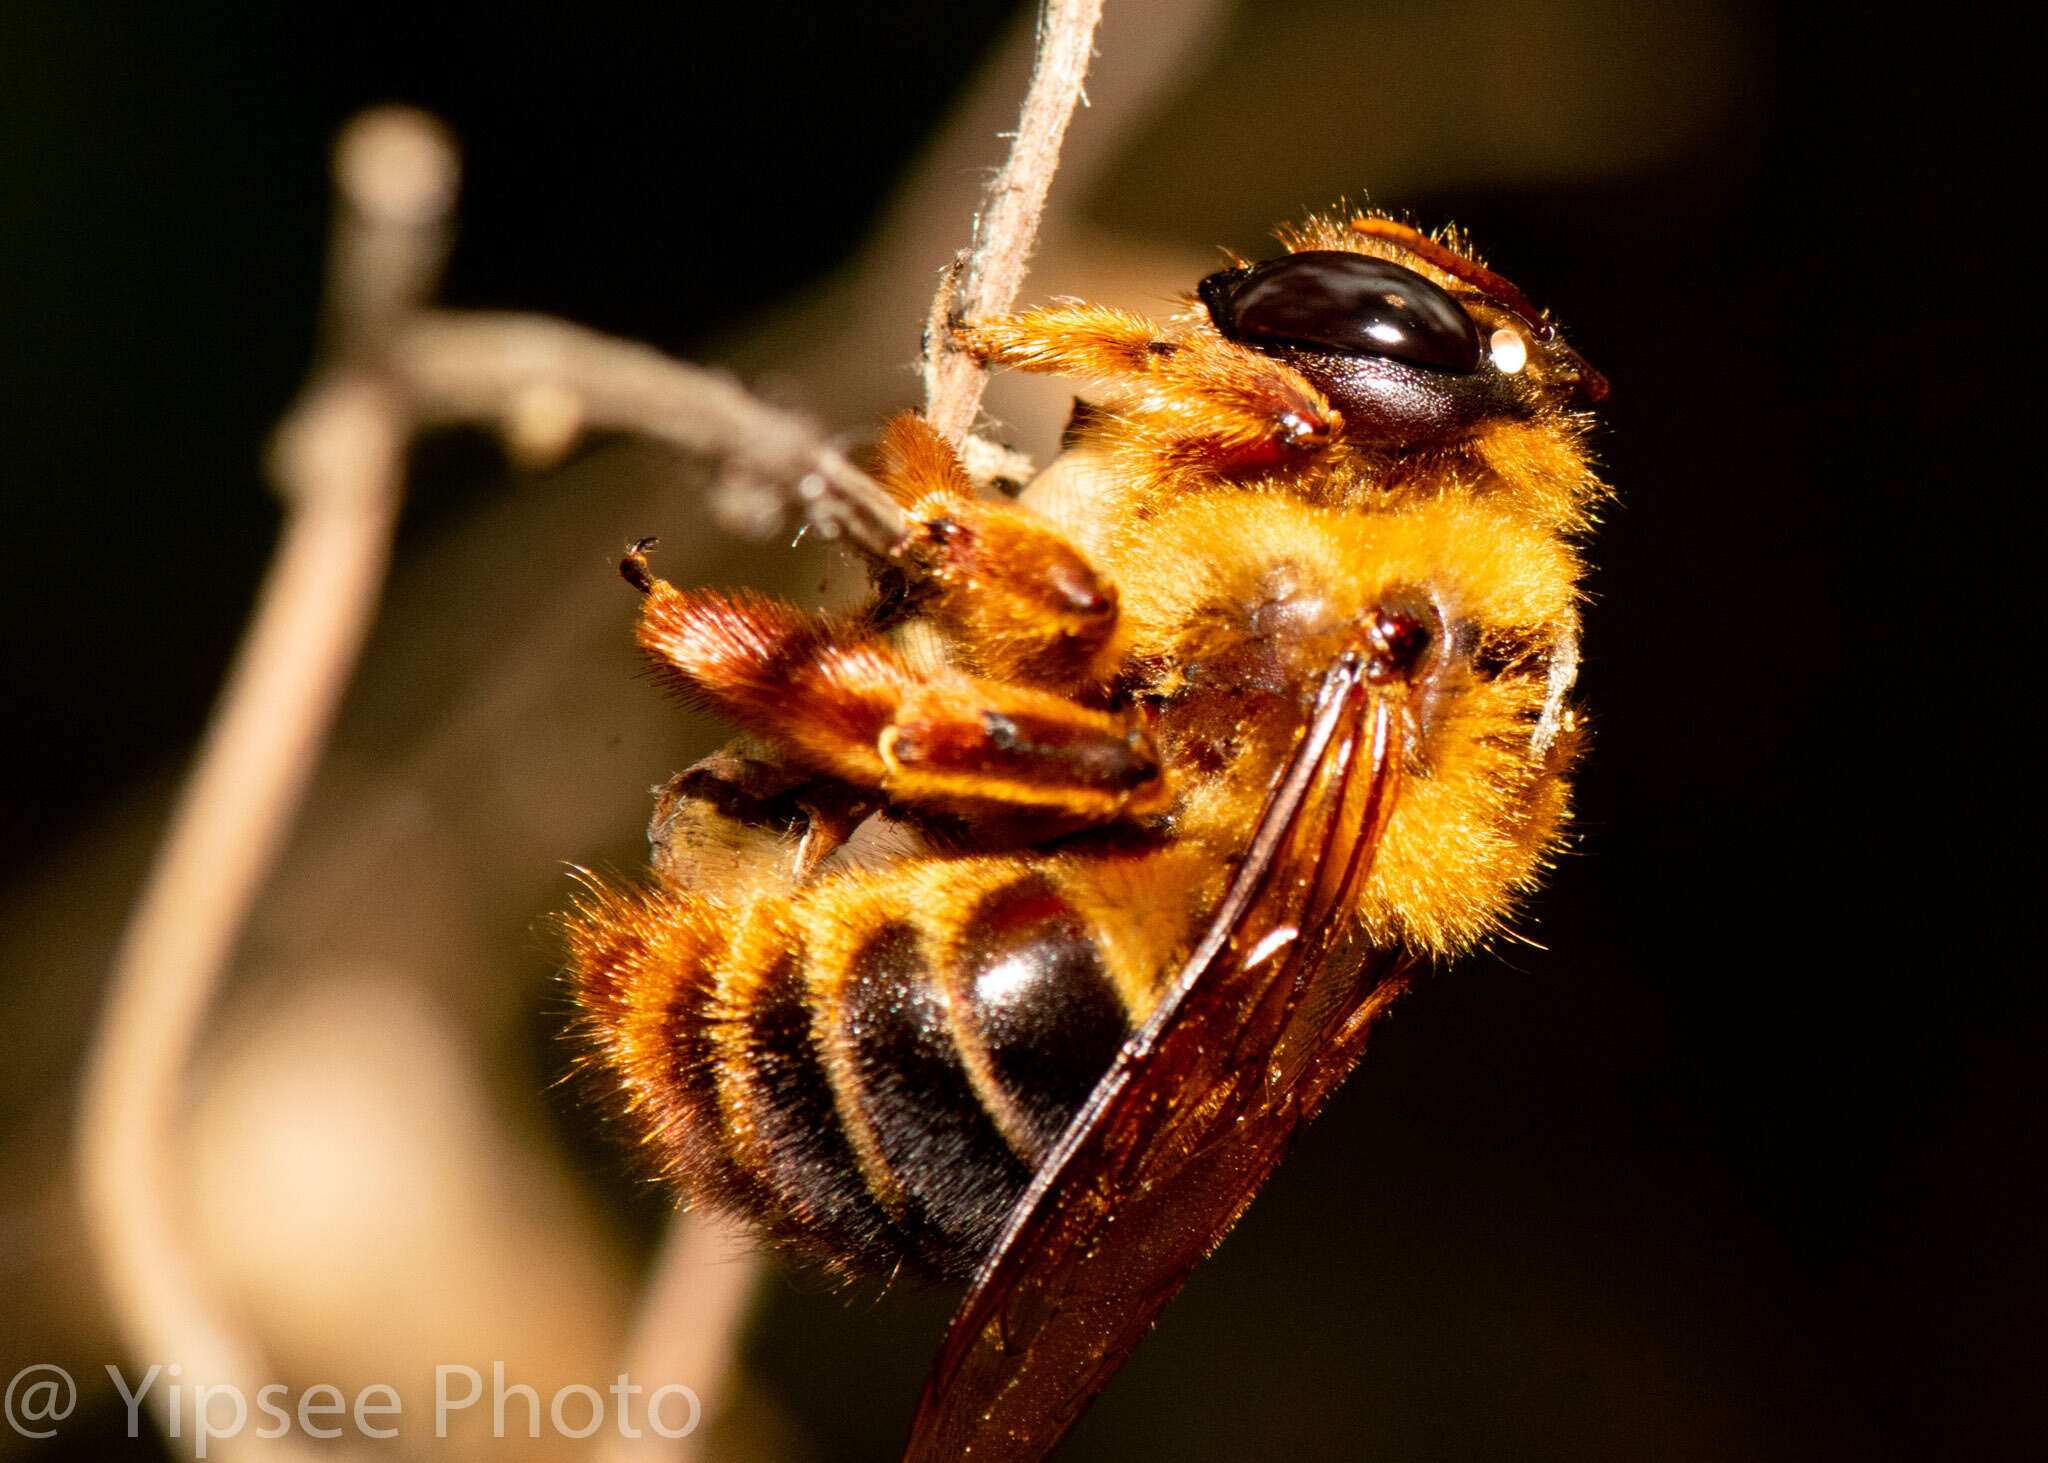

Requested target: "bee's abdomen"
[
  {"left": 945, "top": 874, "right": 1134, "bottom": 1161},
  {"left": 708, "top": 943, "right": 908, "bottom": 1272},
  {"left": 572, "top": 864, "right": 1145, "bottom": 1278},
  {"left": 821, "top": 917, "right": 1038, "bottom": 1272}
]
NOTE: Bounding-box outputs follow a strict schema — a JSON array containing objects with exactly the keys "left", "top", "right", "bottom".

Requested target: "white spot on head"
[{"left": 1489, "top": 326, "right": 1528, "bottom": 375}]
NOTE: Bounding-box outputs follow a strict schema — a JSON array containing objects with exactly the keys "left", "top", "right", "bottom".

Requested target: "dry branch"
[
  {"left": 390, "top": 311, "right": 906, "bottom": 555},
  {"left": 74, "top": 108, "right": 443, "bottom": 1463},
  {"left": 922, "top": 0, "right": 1105, "bottom": 445}
]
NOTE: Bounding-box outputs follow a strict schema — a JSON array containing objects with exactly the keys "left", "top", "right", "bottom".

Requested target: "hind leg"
[
  {"left": 642, "top": 735, "right": 878, "bottom": 901},
  {"left": 623, "top": 543, "right": 1168, "bottom": 831}
]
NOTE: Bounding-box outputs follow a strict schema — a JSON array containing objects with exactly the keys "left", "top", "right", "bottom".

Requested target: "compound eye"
[{"left": 1201, "top": 251, "right": 1482, "bottom": 373}]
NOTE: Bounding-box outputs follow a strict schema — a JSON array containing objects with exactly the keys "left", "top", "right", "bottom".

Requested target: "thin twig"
[
  {"left": 390, "top": 311, "right": 906, "bottom": 556},
  {"left": 922, "top": 0, "right": 1105, "bottom": 445},
  {"left": 599, "top": 1214, "right": 758, "bottom": 1463},
  {"left": 74, "top": 108, "right": 449, "bottom": 1461}
]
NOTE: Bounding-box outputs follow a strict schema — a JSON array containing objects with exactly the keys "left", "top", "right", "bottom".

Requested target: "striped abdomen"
[{"left": 571, "top": 854, "right": 1205, "bottom": 1278}]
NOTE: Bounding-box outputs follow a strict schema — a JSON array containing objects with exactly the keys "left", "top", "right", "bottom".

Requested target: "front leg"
[
  {"left": 623, "top": 544, "right": 1168, "bottom": 829},
  {"left": 870, "top": 412, "right": 1125, "bottom": 691},
  {"left": 955, "top": 304, "right": 1340, "bottom": 472}
]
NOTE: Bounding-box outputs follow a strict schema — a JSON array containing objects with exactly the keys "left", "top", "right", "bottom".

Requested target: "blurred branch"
[
  {"left": 390, "top": 311, "right": 904, "bottom": 553},
  {"left": 923, "top": 0, "right": 1105, "bottom": 445},
  {"left": 75, "top": 107, "right": 446, "bottom": 1461},
  {"left": 600, "top": 1215, "right": 758, "bottom": 1463}
]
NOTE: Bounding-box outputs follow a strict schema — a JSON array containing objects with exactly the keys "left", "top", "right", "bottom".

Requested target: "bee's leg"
[
  {"left": 644, "top": 736, "right": 879, "bottom": 901},
  {"left": 869, "top": 413, "right": 1124, "bottom": 690},
  {"left": 624, "top": 545, "right": 1167, "bottom": 826},
  {"left": 956, "top": 305, "right": 1338, "bottom": 471}
]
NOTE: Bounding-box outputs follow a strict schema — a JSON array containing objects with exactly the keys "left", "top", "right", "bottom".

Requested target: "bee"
[{"left": 566, "top": 210, "right": 1606, "bottom": 1460}]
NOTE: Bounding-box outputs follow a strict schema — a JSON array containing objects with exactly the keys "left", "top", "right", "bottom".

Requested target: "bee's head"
[{"left": 1199, "top": 219, "right": 1604, "bottom": 452}]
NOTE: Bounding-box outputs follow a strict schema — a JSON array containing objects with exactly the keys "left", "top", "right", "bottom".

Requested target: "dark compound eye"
[{"left": 1200, "top": 251, "right": 1481, "bottom": 373}]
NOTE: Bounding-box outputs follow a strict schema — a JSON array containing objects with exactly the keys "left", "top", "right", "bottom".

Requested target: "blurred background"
[{"left": 2, "top": 1, "right": 2033, "bottom": 1459}]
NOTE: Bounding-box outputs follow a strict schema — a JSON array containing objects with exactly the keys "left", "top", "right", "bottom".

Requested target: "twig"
[
  {"left": 389, "top": 311, "right": 906, "bottom": 555},
  {"left": 599, "top": 1214, "right": 758, "bottom": 1463},
  {"left": 74, "top": 108, "right": 447, "bottom": 1461},
  {"left": 922, "top": 0, "right": 1105, "bottom": 445}
]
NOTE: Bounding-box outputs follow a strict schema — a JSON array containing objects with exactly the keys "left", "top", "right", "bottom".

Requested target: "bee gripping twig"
[{"left": 922, "top": 0, "right": 1105, "bottom": 446}]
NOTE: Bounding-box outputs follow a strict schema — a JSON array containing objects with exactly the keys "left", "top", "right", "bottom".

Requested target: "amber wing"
[{"left": 903, "top": 652, "right": 1419, "bottom": 1461}]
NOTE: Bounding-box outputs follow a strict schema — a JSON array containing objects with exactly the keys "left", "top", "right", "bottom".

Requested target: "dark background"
[{"left": 3, "top": 2, "right": 2034, "bottom": 1460}]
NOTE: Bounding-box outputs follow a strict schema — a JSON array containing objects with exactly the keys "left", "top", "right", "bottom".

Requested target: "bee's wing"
[{"left": 904, "top": 651, "right": 1417, "bottom": 1462}]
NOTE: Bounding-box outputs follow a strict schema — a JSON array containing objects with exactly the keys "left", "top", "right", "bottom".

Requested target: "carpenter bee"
[{"left": 566, "top": 210, "right": 1606, "bottom": 1460}]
